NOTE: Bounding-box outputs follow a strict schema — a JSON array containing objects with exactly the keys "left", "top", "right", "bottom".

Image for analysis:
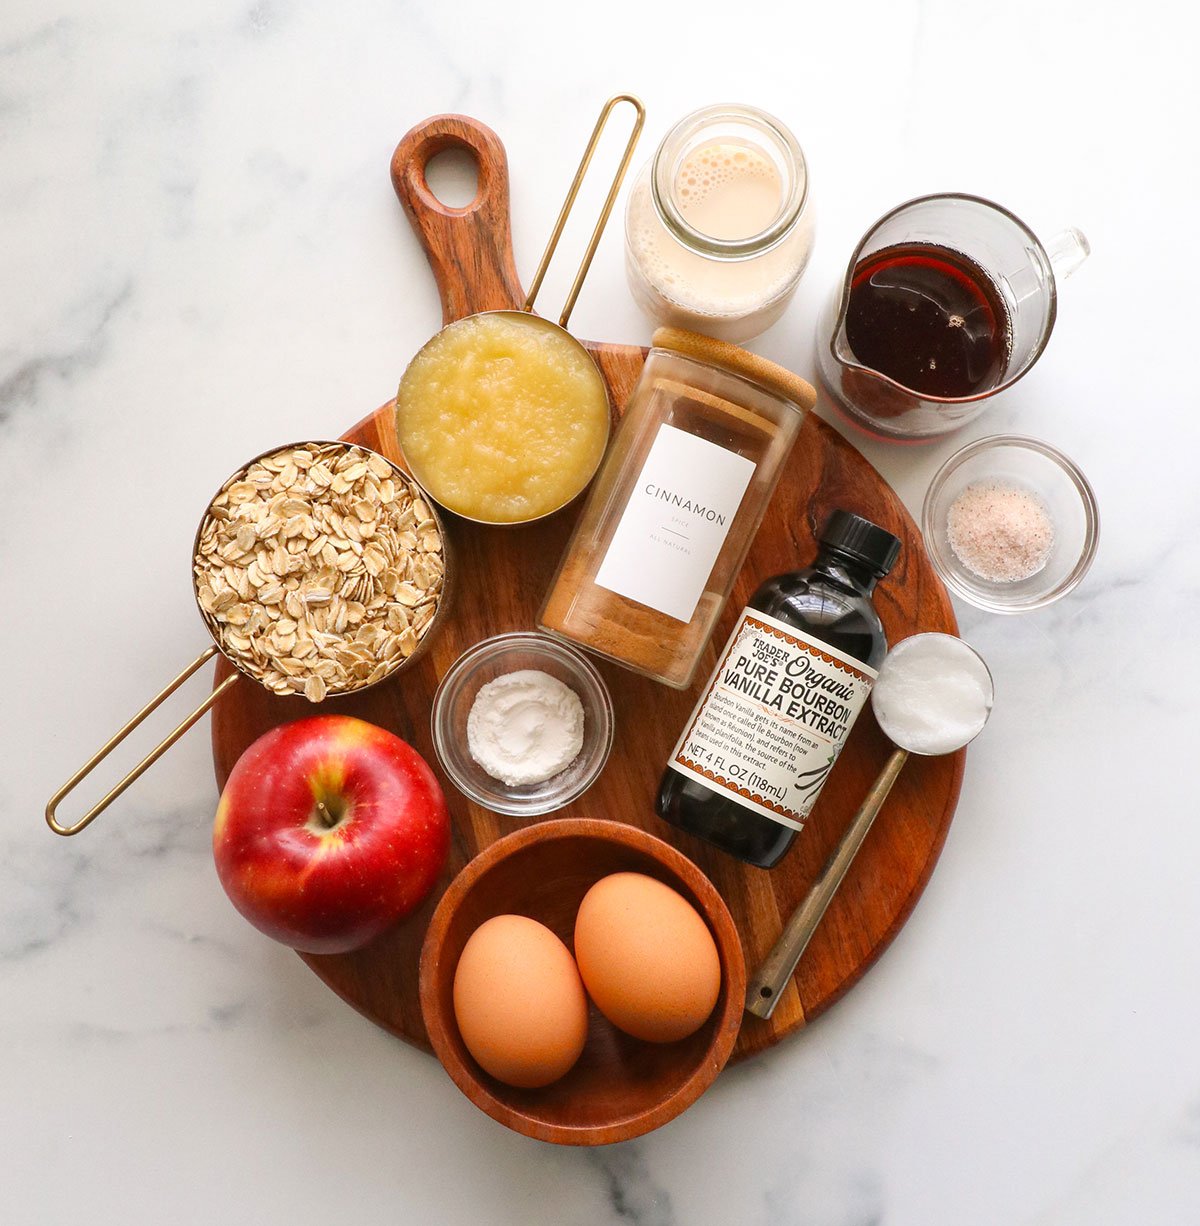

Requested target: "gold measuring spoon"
[{"left": 745, "top": 633, "right": 994, "bottom": 1019}]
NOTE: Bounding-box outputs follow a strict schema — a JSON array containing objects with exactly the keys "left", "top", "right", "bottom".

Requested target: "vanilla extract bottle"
[{"left": 657, "top": 510, "right": 900, "bottom": 868}]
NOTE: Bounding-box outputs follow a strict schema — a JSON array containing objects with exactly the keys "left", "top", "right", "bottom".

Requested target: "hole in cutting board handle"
[{"left": 424, "top": 147, "right": 480, "bottom": 210}]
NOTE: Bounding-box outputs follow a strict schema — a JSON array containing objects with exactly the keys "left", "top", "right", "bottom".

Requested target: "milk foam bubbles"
[{"left": 675, "top": 140, "right": 782, "bottom": 238}]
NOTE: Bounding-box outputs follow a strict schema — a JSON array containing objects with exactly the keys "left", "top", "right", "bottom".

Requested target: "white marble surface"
[{"left": 3, "top": 1, "right": 1198, "bottom": 1222}]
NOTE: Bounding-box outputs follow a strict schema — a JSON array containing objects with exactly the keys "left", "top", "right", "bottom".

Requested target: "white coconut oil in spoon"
[{"left": 870, "top": 632, "right": 993, "bottom": 755}]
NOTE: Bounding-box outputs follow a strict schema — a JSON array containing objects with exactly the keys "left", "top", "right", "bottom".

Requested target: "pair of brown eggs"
[{"left": 451, "top": 872, "right": 722, "bottom": 1089}]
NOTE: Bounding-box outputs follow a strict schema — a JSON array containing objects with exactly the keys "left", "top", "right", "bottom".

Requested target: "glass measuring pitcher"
[{"left": 816, "top": 193, "right": 1088, "bottom": 441}]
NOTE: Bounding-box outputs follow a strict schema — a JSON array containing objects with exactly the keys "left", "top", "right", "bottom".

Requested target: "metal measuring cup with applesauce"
[
  {"left": 393, "top": 96, "right": 644, "bottom": 527},
  {"left": 46, "top": 441, "right": 449, "bottom": 836}
]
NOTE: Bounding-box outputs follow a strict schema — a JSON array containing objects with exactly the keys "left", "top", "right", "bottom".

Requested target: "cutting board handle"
[{"left": 391, "top": 114, "right": 525, "bottom": 324}]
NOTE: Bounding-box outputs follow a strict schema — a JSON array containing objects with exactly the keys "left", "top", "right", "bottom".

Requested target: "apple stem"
[{"left": 315, "top": 799, "right": 342, "bottom": 829}]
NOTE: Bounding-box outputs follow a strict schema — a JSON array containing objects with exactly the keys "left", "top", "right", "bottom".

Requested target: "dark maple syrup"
[{"left": 844, "top": 243, "right": 1012, "bottom": 399}]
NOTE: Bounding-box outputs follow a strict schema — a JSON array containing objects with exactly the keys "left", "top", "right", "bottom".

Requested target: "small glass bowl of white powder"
[
  {"left": 431, "top": 632, "right": 614, "bottom": 816},
  {"left": 922, "top": 435, "right": 1100, "bottom": 613}
]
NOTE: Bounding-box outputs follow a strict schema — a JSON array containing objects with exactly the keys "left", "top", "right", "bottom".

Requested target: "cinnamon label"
[
  {"left": 667, "top": 607, "right": 877, "bottom": 831},
  {"left": 592, "top": 424, "right": 755, "bottom": 624}
]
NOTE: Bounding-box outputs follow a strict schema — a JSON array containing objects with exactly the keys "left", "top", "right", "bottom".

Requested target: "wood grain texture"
[
  {"left": 418, "top": 819, "right": 745, "bottom": 1145},
  {"left": 209, "top": 113, "right": 963, "bottom": 1064}
]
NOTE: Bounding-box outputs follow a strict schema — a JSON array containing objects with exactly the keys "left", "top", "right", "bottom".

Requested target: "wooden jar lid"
[{"left": 651, "top": 326, "right": 818, "bottom": 412}]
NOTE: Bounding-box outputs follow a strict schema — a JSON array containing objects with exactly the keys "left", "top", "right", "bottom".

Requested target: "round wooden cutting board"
[{"left": 210, "top": 115, "right": 962, "bottom": 1064}]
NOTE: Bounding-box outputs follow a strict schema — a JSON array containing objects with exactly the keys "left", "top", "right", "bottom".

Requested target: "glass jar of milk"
[{"left": 624, "top": 105, "right": 814, "bottom": 343}]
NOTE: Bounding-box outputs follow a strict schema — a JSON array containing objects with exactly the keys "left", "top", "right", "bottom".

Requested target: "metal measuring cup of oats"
[{"left": 46, "top": 440, "right": 450, "bottom": 836}]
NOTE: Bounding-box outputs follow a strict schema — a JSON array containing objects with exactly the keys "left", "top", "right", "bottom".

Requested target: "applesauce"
[{"left": 396, "top": 311, "right": 611, "bottom": 524}]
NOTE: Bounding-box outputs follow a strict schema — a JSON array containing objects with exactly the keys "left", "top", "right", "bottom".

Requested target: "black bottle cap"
[{"left": 818, "top": 510, "right": 901, "bottom": 578}]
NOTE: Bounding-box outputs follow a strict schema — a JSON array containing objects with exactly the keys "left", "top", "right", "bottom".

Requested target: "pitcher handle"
[
  {"left": 46, "top": 646, "right": 239, "bottom": 836},
  {"left": 1046, "top": 226, "right": 1090, "bottom": 281}
]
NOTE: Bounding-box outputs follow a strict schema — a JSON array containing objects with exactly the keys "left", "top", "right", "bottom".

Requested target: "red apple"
[{"left": 213, "top": 715, "right": 450, "bottom": 954}]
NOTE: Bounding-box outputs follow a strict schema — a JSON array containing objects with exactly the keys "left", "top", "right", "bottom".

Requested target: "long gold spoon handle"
[{"left": 745, "top": 747, "right": 910, "bottom": 1019}]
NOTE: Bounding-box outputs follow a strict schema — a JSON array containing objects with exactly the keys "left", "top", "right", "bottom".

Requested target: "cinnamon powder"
[{"left": 540, "top": 552, "right": 723, "bottom": 687}]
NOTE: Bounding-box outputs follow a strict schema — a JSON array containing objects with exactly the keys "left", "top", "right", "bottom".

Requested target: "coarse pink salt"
[{"left": 946, "top": 480, "right": 1054, "bottom": 583}]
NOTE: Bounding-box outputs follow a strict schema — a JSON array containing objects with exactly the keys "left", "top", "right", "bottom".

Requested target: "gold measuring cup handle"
[
  {"left": 46, "top": 646, "right": 239, "bottom": 837},
  {"left": 524, "top": 94, "right": 645, "bottom": 329},
  {"left": 745, "top": 747, "right": 911, "bottom": 1020}
]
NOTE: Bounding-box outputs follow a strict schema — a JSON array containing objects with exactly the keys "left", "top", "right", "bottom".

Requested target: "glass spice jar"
[
  {"left": 538, "top": 327, "right": 815, "bottom": 689},
  {"left": 624, "top": 104, "right": 815, "bottom": 343}
]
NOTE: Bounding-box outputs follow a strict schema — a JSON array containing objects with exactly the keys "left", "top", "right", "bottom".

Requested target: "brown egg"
[
  {"left": 574, "top": 872, "right": 722, "bottom": 1043},
  {"left": 452, "top": 914, "right": 588, "bottom": 1089}
]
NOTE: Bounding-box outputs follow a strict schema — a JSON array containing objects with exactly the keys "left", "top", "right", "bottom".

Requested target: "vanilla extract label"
[{"left": 667, "top": 607, "right": 877, "bottom": 831}]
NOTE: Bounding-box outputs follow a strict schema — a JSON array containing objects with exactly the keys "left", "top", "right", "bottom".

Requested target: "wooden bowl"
[{"left": 419, "top": 818, "right": 746, "bottom": 1145}]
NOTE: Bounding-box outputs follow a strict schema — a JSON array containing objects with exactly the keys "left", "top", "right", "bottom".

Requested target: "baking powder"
[{"left": 466, "top": 670, "right": 585, "bottom": 787}]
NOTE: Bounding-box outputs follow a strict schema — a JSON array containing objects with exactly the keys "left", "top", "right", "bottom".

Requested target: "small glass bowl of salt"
[
  {"left": 922, "top": 434, "right": 1100, "bottom": 613},
  {"left": 431, "top": 632, "right": 615, "bottom": 817}
]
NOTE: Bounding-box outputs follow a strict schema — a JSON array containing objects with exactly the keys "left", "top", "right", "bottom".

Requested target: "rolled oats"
[{"left": 195, "top": 442, "right": 445, "bottom": 701}]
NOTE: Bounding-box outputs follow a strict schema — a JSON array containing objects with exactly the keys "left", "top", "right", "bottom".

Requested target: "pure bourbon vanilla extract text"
[{"left": 657, "top": 511, "right": 900, "bottom": 868}]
